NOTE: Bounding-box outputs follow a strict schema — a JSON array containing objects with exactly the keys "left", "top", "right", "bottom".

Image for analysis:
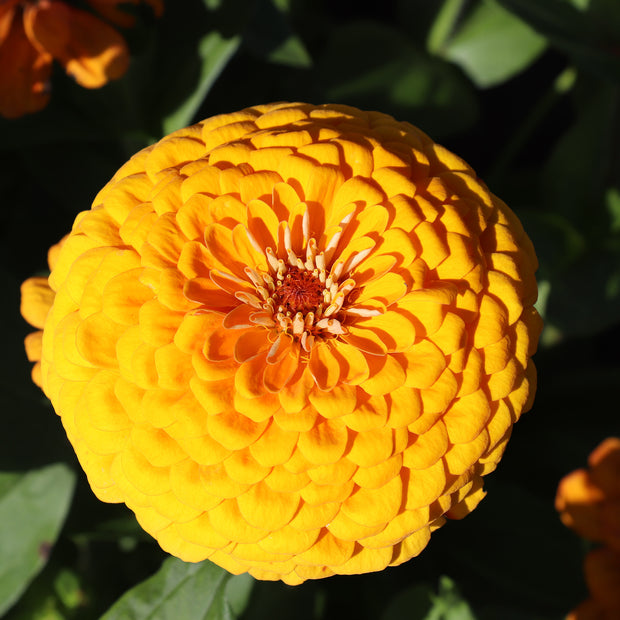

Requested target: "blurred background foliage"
[{"left": 1, "top": 0, "right": 619, "bottom": 618}]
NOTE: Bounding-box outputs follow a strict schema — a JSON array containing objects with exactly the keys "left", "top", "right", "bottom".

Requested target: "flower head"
[
  {"left": 0, "top": 0, "right": 163, "bottom": 118},
  {"left": 557, "top": 437, "right": 620, "bottom": 619},
  {"left": 21, "top": 102, "right": 541, "bottom": 584}
]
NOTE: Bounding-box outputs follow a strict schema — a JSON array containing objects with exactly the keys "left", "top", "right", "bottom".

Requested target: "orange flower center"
[
  {"left": 241, "top": 230, "right": 358, "bottom": 352},
  {"left": 273, "top": 267, "right": 323, "bottom": 314}
]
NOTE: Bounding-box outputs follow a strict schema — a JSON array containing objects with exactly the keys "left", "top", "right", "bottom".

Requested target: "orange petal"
[
  {"left": 342, "top": 475, "right": 402, "bottom": 527},
  {"left": 0, "top": 9, "right": 51, "bottom": 118},
  {"left": 308, "top": 341, "right": 342, "bottom": 391},
  {"left": 20, "top": 277, "right": 55, "bottom": 329},
  {"left": 297, "top": 418, "right": 349, "bottom": 466},
  {"left": 24, "top": 0, "right": 129, "bottom": 89},
  {"left": 360, "top": 354, "right": 406, "bottom": 396},
  {"left": 237, "top": 481, "right": 300, "bottom": 531}
]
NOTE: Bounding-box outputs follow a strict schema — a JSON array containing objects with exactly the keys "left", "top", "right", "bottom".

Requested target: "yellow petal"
[
  {"left": 76, "top": 312, "right": 125, "bottom": 368},
  {"left": 198, "top": 462, "right": 250, "bottom": 499},
  {"left": 297, "top": 418, "right": 349, "bottom": 466},
  {"left": 308, "top": 383, "right": 357, "bottom": 419},
  {"left": 306, "top": 458, "right": 357, "bottom": 486},
  {"left": 207, "top": 409, "right": 269, "bottom": 451},
  {"left": 170, "top": 459, "right": 223, "bottom": 510},
  {"left": 443, "top": 389, "right": 491, "bottom": 444},
  {"left": 353, "top": 453, "right": 402, "bottom": 489},
  {"left": 360, "top": 507, "right": 429, "bottom": 548},
  {"left": 234, "top": 351, "right": 268, "bottom": 399},
  {"left": 415, "top": 221, "right": 449, "bottom": 270},
  {"left": 102, "top": 268, "right": 153, "bottom": 325},
  {"left": 389, "top": 527, "right": 432, "bottom": 566},
  {"left": 331, "top": 340, "right": 369, "bottom": 385},
  {"left": 326, "top": 511, "right": 384, "bottom": 541},
  {"left": 264, "top": 465, "right": 311, "bottom": 493},
  {"left": 258, "top": 525, "right": 320, "bottom": 556},
  {"left": 487, "top": 270, "right": 523, "bottom": 325},
  {"left": 360, "top": 354, "right": 406, "bottom": 396},
  {"left": 402, "top": 340, "right": 446, "bottom": 389},
  {"left": 277, "top": 366, "right": 315, "bottom": 413},
  {"left": 331, "top": 177, "right": 384, "bottom": 212},
  {"left": 130, "top": 426, "right": 186, "bottom": 468},
  {"left": 308, "top": 342, "right": 341, "bottom": 391},
  {"left": 173, "top": 512, "right": 230, "bottom": 549},
  {"left": 429, "top": 312, "right": 466, "bottom": 355},
  {"left": 443, "top": 429, "right": 490, "bottom": 476},
  {"left": 208, "top": 499, "right": 269, "bottom": 544},
  {"left": 342, "top": 475, "right": 402, "bottom": 527},
  {"left": 20, "top": 277, "right": 54, "bottom": 329},
  {"left": 356, "top": 271, "right": 408, "bottom": 307},
  {"left": 420, "top": 368, "right": 458, "bottom": 415},
  {"left": 120, "top": 445, "right": 170, "bottom": 496},
  {"left": 403, "top": 459, "right": 447, "bottom": 510},
  {"left": 473, "top": 294, "right": 508, "bottom": 348},
  {"left": 138, "top": 299, "right": 182, "bottom": 347},
  {"left": 237, "top": 481, "right": 300, "bottom": 530},
  {"left": 246, "top": 198, "right": 279, "bottom": 252},
  {"left": 153, "top": 343, "right": 194, "bottom": 391},
  {"left": 331, "top": 137, "right": 374, "bottom": 178},
  {"left": 288, "top": 501, "right": 339, "bottom": 531},
  {"left": 296, "top": 529, "right": 355, "bottom": 567},
  {"left": 24, "top": 331, "right": 43, "bottom": 363},
  {"left": 190, "top": 375, "right": 234, "bottom": 415},
  {"left": 403, "top": 420, "right": 448, "bottom": 470},
  {"left": 487, "top": 358, "right": 518, "bottom": 400},
  {"left": 264, "top": 345, "right": 300, "bottom": 392},
  {"left": 204, "top": 222, "right": 249, "bottom": 279},
  {"left": 234, "top": 391, "right": 281, "bottom": 423},
  {"left": 249, "top": 421, "right": 298, "bottom": 467},
  {"left": 347, "top": 426, "right": 394, "bottom": 467}
]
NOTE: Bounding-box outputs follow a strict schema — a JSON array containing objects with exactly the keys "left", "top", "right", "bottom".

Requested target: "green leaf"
[
  {"left": 606, "top": 187, "right": 620, "bottom": 232},
  {"left": 383, "top": 577, "right": 476, "bottom": 620},
  {"left": 318, "top": 21, "right": 479, "bottom": 138},
  {"left": 427, "top": 0, "right": 468, "bottom": 54},
  {"left": 162, "top": 32, "right": 241, "bottom": 135},
  {"left": 497, "top": 0, "right": 620, "bottom": 81},
  {"left": 382, "top": 583, "right": 435, "bottom": 620},
  {"left": 542, "top": 80, "right": 619, "bottom": 230},
  {"left": 101, "top": 557, "right": 254, "bottom": 620},
  {"left": 244, "top": 0, "right": 312, "bottom": 68},
  {"left": 429, "top": 577, "right": 477, "bottom": 620},
  {"left": 439, "top": 0, "right": 547, "bottom": 88},
  {"left": 0, "top": 464, "right": 75, "bottom": 617}
]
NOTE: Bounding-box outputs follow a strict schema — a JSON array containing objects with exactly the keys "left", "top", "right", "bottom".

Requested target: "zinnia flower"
[
  {"left": 21, "top": 102, "right": 541, "bottom": 584},
  {"left": 557, "top": 437, "right": 620, "bottom": 619},
  {"left": 0, "top": 0, "right": 163, "bottom": 119}
]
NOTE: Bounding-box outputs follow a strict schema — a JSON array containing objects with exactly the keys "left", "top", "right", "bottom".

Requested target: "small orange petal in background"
[
  {"left": 24, "top": 0, "right": 129, "bottom": 89},
  {"left": 0, "top": 7, "right": 52, "bottom": 118},
  {"left": 585, "top": 548, "right": 620, "bottom": 614}
]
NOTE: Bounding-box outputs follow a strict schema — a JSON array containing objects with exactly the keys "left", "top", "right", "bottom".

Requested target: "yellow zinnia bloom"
[{"left": 21, "top": 102, "right": 542, "bottom": 584}]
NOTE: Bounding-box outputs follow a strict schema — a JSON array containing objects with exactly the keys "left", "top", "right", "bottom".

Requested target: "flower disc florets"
[{"left": 20, "top": 102, "right": 542, "bottom": 584}]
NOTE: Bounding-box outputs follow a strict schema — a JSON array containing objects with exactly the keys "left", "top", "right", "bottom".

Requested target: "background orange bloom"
[
  {"left": 558, "top": 438, "right": 620, "bottom": 619},
  {"left": 0, "top": 0, "right": 161, "bottom": 118}
]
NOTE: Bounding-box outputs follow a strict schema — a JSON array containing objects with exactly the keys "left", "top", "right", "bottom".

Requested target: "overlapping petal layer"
[{"left": 22, "top": 102, "right": 541, "bottom": 583}]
